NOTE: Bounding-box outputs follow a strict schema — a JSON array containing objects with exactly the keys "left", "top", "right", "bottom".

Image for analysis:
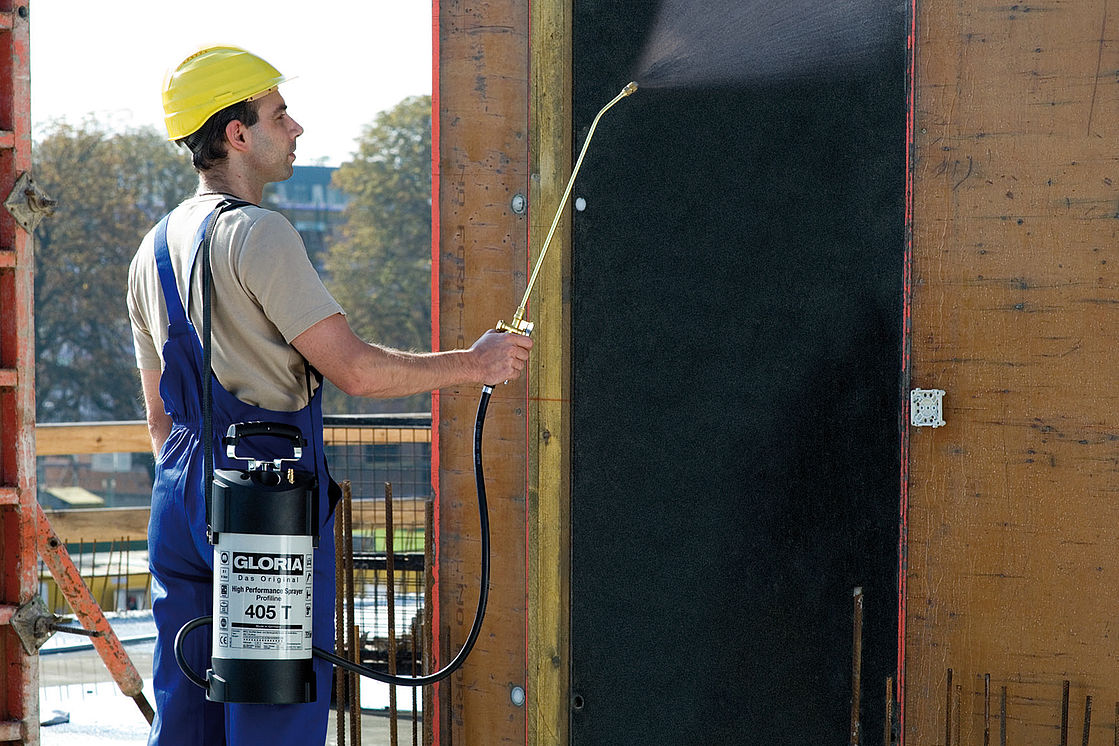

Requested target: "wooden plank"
[
  {"left": 35, "top": 421, "right": 428, "bottom": 456},
  {"left": 906, "top": 1, "right": 1119, "bottom": 743},
  {"left": 527, "top": 1, "right": 572, "bottom": 744},
  {"left": 436, "top": 1, "right": 531, "bottom": 743},
  {"left": 40, "top": 507, "right": 151, "bottom": 543},
  {"left": 36, "top": 422, "right": 151, "bottom": 456},
  {"left": 322, "top": 426, "right": 431, "bottom": 446},
  {"left": 39, "top": 498, "right": 429, "bottom": 546}
]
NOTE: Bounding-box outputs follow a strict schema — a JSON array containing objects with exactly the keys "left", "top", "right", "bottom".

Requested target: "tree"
[
  {"left": 33, "top": 121, "right": 197, "bottom": 422},
  {"left": 322, "top": 95, "right": 433, "bottom": 414}
]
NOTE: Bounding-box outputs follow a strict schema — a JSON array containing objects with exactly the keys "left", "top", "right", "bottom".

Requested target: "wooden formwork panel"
[
  {"left": 906, "top": 1, "right": 1119, "bottom": 742},
  {"left": 434, "top": 1, "right": 531, "bottom": 744}
]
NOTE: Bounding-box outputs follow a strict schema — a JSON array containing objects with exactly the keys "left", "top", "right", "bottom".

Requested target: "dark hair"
[{"left": 177, "top": 98, "right": 261, "bottom": 171}]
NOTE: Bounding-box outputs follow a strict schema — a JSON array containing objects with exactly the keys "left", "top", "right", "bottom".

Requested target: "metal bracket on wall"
[
  {"left": 4, "top": 171, "right": 56, "bottom": 234},
  {"left": 910, "top": 388, "right": 946, "bottom": 428}
]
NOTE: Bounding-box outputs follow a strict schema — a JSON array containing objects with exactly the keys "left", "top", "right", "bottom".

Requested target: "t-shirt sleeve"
[
  {"left": 127, "top": 247, "right": 162, "bottom": 371},
  {"left": 234, "top": 212, "right": 345, "bottom": 342}
]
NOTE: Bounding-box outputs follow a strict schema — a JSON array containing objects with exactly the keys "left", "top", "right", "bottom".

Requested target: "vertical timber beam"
[
  {"left": 0, "top": 2, "right": 37, "bottom": 744},
  {"left": 906, "top": 1, "right": 1119, "bottom": 743},
  {"left": 528, "top": 1, "right": 571, "bottom": 744},
  {"left": 435, "top": 1, "right": 530, "bottom": 744}
]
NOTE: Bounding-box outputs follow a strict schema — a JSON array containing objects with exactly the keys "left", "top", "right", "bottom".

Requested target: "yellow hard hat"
[{"left": 162, "top": 46, "right": 287, "bottom": 141}]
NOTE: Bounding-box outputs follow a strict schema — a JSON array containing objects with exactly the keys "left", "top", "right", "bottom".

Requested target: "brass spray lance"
[{"left": 496, "top": 81, "right": 639, "bottom": 336}]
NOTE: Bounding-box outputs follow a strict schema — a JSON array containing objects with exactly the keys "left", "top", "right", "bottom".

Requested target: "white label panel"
[{"left": 212, "top": 532, "right": 314, "bottom": 661}]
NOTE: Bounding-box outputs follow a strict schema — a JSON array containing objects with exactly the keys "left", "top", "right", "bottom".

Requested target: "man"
[{"left": 127, "top": 46, "right": 531, "bottom": 745}]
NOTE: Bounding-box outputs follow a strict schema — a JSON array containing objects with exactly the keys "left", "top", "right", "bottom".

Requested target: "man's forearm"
[
  {"left": 293, "top": 314, "right": 531, "bottom": 399},
  {"left": 342, "top": 345, "right": 478, "bottom": 399}
]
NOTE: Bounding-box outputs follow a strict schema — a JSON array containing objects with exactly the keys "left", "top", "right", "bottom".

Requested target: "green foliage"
[
  {"left": 33, "top": 121, "right": 197, "bottom": 422},
  {"left": 322, "top": 95, "right": 433, "bottom": 414},
  {"left": 31, "top": 95, "right": 435, "bottom": 422}
]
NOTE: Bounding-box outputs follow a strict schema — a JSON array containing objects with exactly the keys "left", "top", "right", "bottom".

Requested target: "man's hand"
[{"left": 469, "top": 329, "right": 534, "bottom": 385}]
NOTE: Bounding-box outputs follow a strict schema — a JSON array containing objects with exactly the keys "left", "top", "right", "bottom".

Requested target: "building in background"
[{"left": 265, "top": 164, "right": 349, "bottom": 267}]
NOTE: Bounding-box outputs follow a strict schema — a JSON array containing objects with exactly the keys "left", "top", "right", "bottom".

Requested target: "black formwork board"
[{"left": 570, "top": 2, "right": 906, "bottom": 743}]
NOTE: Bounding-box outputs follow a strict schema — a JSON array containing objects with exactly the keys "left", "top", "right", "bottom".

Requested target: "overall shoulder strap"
[
  {"left": 198, "top": 197, "right": 251, "bottom": 533},
  {"left": 185, "top": 199, "right": 251, "bottom": 318},
  {"left": 152, "top": 202, "right": 246, "bottom": 327},
  {"left": 153, "top": 215, "right": 187, "bottom": 327}
]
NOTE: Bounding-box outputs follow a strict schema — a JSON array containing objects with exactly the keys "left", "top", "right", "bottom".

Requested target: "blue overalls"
[{"left": 146, "top": 202, "right": 336, "bottom": 745}]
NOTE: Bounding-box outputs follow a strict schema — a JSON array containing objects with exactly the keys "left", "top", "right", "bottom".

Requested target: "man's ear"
[{"left": 224, "top": 119, "right": 251, "bottom": 154}]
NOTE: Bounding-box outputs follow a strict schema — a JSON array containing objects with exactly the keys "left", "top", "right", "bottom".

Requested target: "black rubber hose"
[
  {"left": 312, "top": 385, "right": 493, "bottom": 685},
  {"left": 174, "top": 385, "right": 495, "bottom": 689},
  {"left": 174, "top": 615, "right": 212, "bottom": 690}
]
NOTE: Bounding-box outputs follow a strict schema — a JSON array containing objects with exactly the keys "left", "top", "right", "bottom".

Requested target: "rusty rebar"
[
  {"left": 335, "top": 482, "right": 347, "bottom": 746},
  {"left": 344, "top": 481, "right": 360, "bottom": 746},
  {"left": 1083, "top": 695, "right": 1092, "bottom": 746},
  {"left": 412, "top": 617, "right": 420, "bottom": 746},
  {"left": 850, "top": 587, "right": 863, "bottom": 746},
  {"left": 1062, "top": 680, "right": 1071, "bottom": 746},
  {"left": 984, "top": 673, "right": 990, "bottom": 746},
  {"left": 387, "top": 482, "right": 398, "bottom": 746},
  {"left": 351, "top": 623, "right": 362, "bottom": 746},
  {"left": 884, "top": 677, "right": 894, "bottom": 746},
  {"left": 423, "top": 498, "right": 435, "bottom": 746},
  {"left": 945, "top": 668, "right": 953, "bottom": 746}
]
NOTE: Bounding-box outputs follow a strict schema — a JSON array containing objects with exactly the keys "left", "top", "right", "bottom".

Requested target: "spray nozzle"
[
  {"left": 496, "top": 310, "right": 533, "bottom": 337},
  {"left": 500, "top": 82, "right": 639, "bottom": 336}
]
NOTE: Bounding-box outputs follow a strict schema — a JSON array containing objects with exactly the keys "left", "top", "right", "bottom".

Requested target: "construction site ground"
[{"left": 39, "top": 641, "right": 408, "bottom": 746}]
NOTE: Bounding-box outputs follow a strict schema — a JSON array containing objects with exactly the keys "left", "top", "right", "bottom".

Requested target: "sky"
[{"left": 30, "top": 1, "right": 433, "bottom": 166}]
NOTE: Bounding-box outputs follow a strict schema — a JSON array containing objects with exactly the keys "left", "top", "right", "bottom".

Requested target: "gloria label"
[{"left": 213, "top": 532, "right": 314, "bottom": 660}]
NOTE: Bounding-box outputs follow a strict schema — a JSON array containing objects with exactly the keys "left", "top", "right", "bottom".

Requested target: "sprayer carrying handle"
[{"left": 223, "top": 421, "right": 306, "bottom": 460}]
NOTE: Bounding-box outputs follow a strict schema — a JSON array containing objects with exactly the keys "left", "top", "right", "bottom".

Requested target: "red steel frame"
[{"left": 0, "top": 1, "right": 37, "bottom": 743}]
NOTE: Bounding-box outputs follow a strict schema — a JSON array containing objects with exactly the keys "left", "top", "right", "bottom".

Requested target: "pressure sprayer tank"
[{"left": 206, "top": 423, "right": 318, "bottom": 704}]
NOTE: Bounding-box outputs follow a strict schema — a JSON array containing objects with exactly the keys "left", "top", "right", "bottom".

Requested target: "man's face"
[{"left": 244, "top": 89, "right": 304, "bottom": 183}]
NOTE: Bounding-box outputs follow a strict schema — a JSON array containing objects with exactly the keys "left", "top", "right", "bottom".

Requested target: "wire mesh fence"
[{"left": 35, "top": 415, "right": 434, "bottom": 743}]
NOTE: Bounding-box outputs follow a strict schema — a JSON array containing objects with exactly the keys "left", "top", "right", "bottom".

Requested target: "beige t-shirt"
[{"left": 128, "top": 194, "right": 344, "bottom": 412}]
